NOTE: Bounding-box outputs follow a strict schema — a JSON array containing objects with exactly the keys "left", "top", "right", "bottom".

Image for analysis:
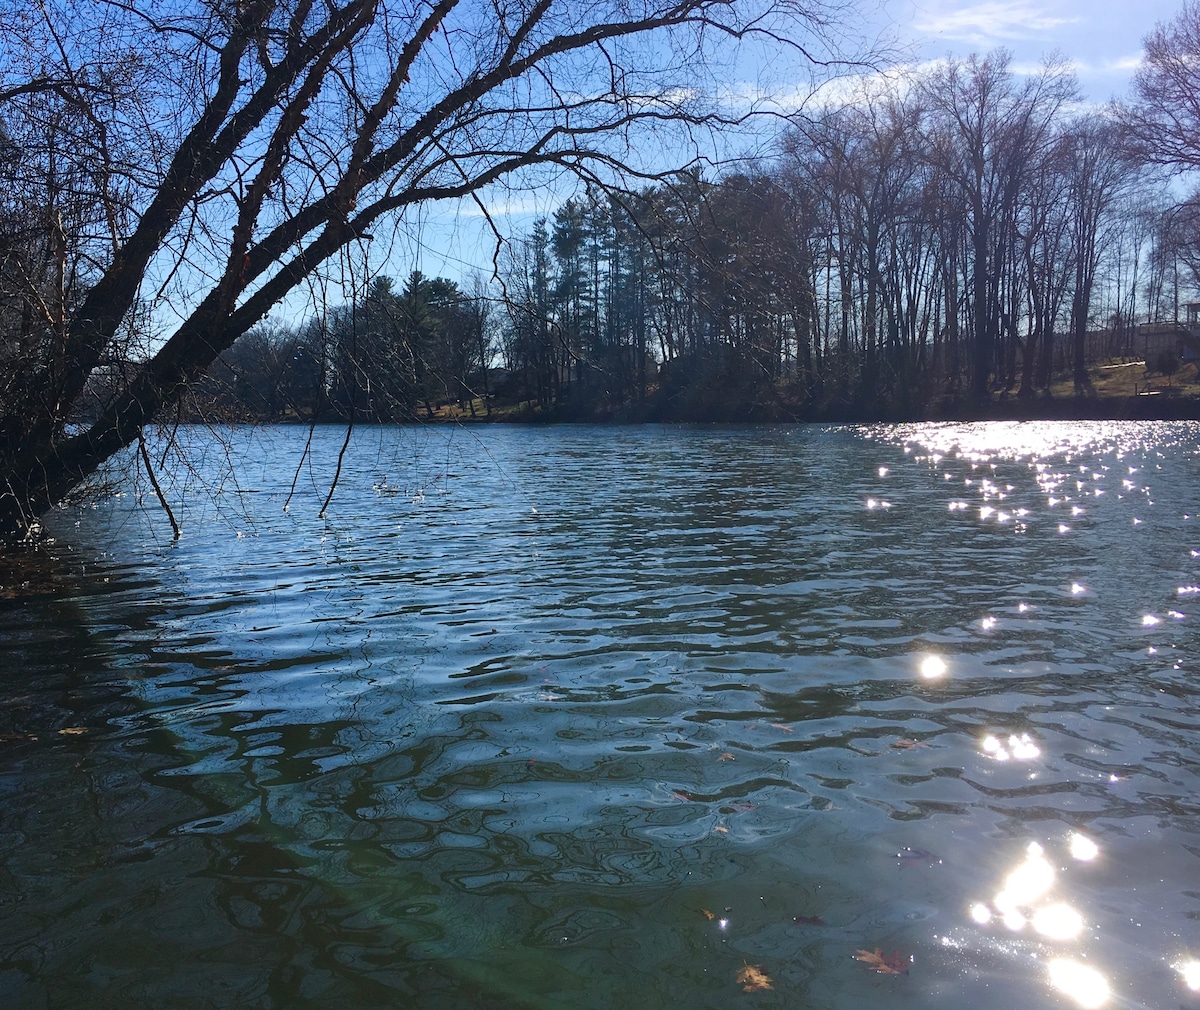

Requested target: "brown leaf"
[
  {"left": 699, "top": 907, "right": 715, "bottom": 920},
  {"left": 736, "top": 964, "right": 774, "bottom": 992},
  {"left": 58, "top": 727, "right": 88, "bottom": 736},
  {"left": 718, "top": 752, "right": 735, "bottom": 762},
  {"left": 853, "top": 948, "right": 910, "bottom": 975},
  {"left": 891, "top": 739, "right": 930, "bottom": 750},
  {"left": 713, "top": 825, "right": 729, "bottom": 834}
]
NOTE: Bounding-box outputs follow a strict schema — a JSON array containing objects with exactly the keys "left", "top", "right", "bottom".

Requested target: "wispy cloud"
[
  {"left": 915, "top": 1, "right": 1079, "bottom": 45},
  {"left": 1039, "top": 53, "right": 1144, "bottom": 78}
]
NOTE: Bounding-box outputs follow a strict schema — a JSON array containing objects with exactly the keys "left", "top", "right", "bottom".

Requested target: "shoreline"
[{"left": 405, "top": 392, "right": 1200, "bottom": 426}]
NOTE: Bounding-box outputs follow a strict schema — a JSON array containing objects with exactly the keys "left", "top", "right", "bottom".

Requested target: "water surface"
[{"left": 2, "top": 421, "right": 1199, "bottom": 1009}]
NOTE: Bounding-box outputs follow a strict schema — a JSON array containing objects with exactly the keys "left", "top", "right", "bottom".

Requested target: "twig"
[{"left": 138, "top": 431, "right": 181, "bottom": 539}]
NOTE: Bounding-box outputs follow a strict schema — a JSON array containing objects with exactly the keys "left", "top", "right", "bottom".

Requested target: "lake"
[{"left": 2, "top": 421, "right": 1199, "bottom": 1009}]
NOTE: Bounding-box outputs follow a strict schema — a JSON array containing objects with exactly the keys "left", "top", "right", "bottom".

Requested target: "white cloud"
[
  {"left": 1056, "top": 52, "right": 1147, "bottom": 77},
  {"left": 915, "top": 1, "right": 1079, "bottom": 44}
]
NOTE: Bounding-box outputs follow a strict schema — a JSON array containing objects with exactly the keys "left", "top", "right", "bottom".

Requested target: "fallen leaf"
[
  {"left": 736, "top": 964, "right": 774, "bottom": 992},
  {"left": 853, "top": 948, "right": 910, "bottom": 975},
  {"left": 699, "top": 907, "right": 715, "bottom": 920},
  {"left": 0, "top": 732, "right": 37, "bottom": 742},
  {"left": 713, "top": 825, "right": 729, "bottom": 834},
  {"left": 792, "top": 914, "right": 825, "bottom": 926},
  {"left": 58, "top": 727, "right": 88, "bottom": 736},
  {"left": 891, "top": 739, "right": 930, "bottom": 750},
  {"left": 770, "top": 723, "right": 794, "bottom": 733},
  {"left": 718, "top": 752, "right": 735, "bottom": 762}
]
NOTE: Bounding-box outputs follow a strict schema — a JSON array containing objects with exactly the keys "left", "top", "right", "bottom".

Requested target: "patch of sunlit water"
[
  {"left": 1178, "top": 959, "right": 1200, "bottom": 990},
  {"left": 1032, "top": 903, "right": 1085, "bottom": 941},
  {"left": 981, "top": 733, "right": 1040, "bottom": 762},
  {"left": 1068, "top": 833, "right": 1099, "bottom": 862},
  {"left": 994, "top": 842, "right": 1055, "bottom": 911},
  {"left": 962, "top": 834, "right": 1117, "bottom": 1006},
  {"left": 918, "top": 655, "right": 947, "bottom": 680},
  {"left": 890, "top": 420, "right": 1154, "bottom": 466},
  {"left": 1047, "top": 958, "right": 1110, "bottom": 1009}
]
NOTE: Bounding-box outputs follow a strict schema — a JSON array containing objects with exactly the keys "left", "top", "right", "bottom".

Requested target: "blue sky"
[
  {"left": 260, "top": 0, "right": 1189, "bottom": 309},
  {"left": 406, "top": 0, "right": 1188, "bottom": 284},
  {"left": 892, "top": 0, "right": 1181, "bottom": 101}
]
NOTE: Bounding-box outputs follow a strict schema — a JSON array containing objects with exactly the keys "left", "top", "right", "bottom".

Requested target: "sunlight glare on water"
[{"left": 1047, "top": 959, "right": 1110, "bottom": 1009}]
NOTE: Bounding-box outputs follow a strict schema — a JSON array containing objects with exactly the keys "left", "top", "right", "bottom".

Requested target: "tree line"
[
  {"left": 187, "top": 47, "right": 1200, "bottom": 425},
  {"left": 493, "top": 51, "right": 1190, "bottom": 419}
]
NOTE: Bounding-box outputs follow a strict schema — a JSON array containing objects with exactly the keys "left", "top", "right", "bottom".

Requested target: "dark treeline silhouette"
[
  {"left": 192, "top": 271, "right": 493, "bottom": 423},
  {"left": 183, "top": 49, "right": 1200, "bottom": 425},
  {"left": 495, "top": 51, "right": 1186, "bottom": 420}
]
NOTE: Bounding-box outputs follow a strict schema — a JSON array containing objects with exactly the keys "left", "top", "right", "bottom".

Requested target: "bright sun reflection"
[
  {"left": 995, "top": 843, "right": 1055, "bottom": 910},
  {"left": 919, "top": 655, "right": 947, "bottom": 679},
  {"left": 1179, "top": 960, "right": 1200, "bottom": 990},
  {"left": 981, "top": 732, "right": 1040, "bottom": 762},
  {"left": 1068, "top": 833, "right": 1099, "bottom": 862},
  {"left": 1033, "top": 902, "right": 1085, "bottom": 940},
  {"left": 1047, "top": 958, "right": 1110, "bottom": 1009},
  {"left": 890, "top": 421, "right": 1131, "bottom": 462}
]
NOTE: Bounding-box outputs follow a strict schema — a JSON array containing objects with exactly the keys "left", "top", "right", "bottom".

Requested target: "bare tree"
[
  {"left": 0, "top": 0, "right": 860, "bottom": 539},
  {"left": 1120, "top": 1, "right": 1200, "bottom": 171},
  {"left": 1062, "top": 118, "right": 1135, "bottom": 392},
  {"left": 920, "top": 51, "right": 1077, "bottom": 401}
]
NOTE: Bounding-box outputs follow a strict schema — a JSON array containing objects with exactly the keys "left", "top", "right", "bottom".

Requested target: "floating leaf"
[
  {"left": 699, "top": 908, "right": 716, "bottom": 920},
  {"left": 891, "top": 739, "right": 929, "bottom": 750},
  {"left": 718, "top": 752, "right": 735, "bottom": 762},
  {"left": 736, "top": 964, "right": 774, "bottom": 992},
  {"left": 792, "top": 914, "right": 825, "bottom": 926},
  {"left": 58, "top": 727, "right": 88, "bottom": 736},
  {"left": 853, "top": 948, "right": 910, "bottom": 975},
  {"left": 770, "top": 723, "right": 793, "bottom": 733},
  {"left": 713, "top": 825, "right": 729, "bottom": 834}
]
